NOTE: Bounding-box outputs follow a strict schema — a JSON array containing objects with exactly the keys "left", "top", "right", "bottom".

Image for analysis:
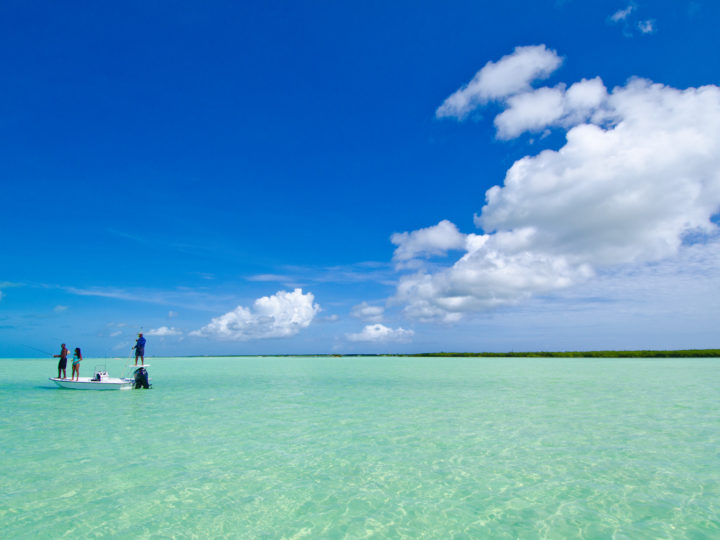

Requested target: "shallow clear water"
[{"left": 1, "top": 356, "right": 719, "bottom": 538}]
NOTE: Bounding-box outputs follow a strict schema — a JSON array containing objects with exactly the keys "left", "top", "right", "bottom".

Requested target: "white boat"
[{"left": 49, "top": 364, "right": 151, "bottom": 390}]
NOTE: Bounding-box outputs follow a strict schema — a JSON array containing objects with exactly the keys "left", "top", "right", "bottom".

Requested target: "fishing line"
[{"left": 21, "top": 344, "right": 55, "bottom": 356}]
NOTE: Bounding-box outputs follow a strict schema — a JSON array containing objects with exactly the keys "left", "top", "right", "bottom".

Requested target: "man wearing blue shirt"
[{"left": 133, "top": 333, "right": 146, "bottom": 365}]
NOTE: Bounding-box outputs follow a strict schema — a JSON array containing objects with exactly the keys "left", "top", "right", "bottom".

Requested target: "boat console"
[{"left": 91, "top": 370, "right": 109, "bottom": 382}]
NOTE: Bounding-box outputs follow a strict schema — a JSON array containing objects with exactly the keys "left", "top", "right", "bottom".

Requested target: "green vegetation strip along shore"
[
  {"left": 399, "top": 349, "right": 720, "bottom": 358},
  {"left": 175, "top": 350, "right": 720, "bottom": 358},
  {"left": 188, "top": 350, "right": 720, "bottom": 358}
]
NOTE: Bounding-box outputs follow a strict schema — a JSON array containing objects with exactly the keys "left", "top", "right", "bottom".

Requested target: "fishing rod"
[{"left": 21, "top": 344, "right": 56, "bottom": 356}]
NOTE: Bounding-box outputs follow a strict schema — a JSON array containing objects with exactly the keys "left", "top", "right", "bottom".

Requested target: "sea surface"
[{"left": 1, "top": 356, "right": 718, "bottom": 539}]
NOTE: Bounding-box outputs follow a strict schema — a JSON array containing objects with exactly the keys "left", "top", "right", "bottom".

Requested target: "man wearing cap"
[{"left": 133, "top": 333, "right": 146, "bottom": 365}]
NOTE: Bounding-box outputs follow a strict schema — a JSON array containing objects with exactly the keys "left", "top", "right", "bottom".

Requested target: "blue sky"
[{"left": 2, "top": 1, "right": 720, "bottom": 357}]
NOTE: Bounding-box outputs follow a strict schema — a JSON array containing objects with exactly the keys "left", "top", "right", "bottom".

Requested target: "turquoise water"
[{"left": 1, "top": 356, "right": 718, "bottom": 539}]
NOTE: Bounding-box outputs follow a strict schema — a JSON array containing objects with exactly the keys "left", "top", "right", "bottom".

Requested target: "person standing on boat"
[
  {"left": 71, "top": 348, "right": 83, "bottom": 381},
  {"left": 53, "top": 343, "right": 69, "bottom": 379},
  {"left": 133, "top": 333, "right": 146, "bottom": 365}
]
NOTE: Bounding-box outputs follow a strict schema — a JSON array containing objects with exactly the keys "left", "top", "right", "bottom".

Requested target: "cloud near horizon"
[
  {"left": 346, "top": 324, "right": 414, "bottom": 343},
  {"left": 191, "top": 288, "right": 320, "bottom": 340},
  {"left": 394, "top": 45, "right": 720, "bottom": 322},
  {"left": 146, "top": 326, "right": 182, "bottom": 337}
]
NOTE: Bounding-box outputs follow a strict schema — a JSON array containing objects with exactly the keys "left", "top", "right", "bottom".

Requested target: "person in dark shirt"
[
  {"left": 133, "top": 333, "right": 146, "bottom": 365},
  {"left": 53, "top": 343, "right": 69, "bottom": 379}
]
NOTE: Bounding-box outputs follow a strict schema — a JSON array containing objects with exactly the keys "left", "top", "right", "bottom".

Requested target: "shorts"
[
  {"left": 135, "top": 348, "right": 145, "bottom": 357},
  {"left": 58, "top": 358, "right": 67, "bottom": 369}
]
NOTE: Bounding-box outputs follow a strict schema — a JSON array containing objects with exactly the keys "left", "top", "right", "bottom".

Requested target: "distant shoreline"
[
  {"left": 180, "top": 349, "right": 720, "bottom": 358},
  {"left": 399, "top": 349, "right": 720, "bottom": 358}
]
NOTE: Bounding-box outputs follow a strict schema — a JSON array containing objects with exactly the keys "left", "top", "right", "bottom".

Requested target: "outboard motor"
[{"left": 133, "top": 367, "right": 151, "bottom": 389}]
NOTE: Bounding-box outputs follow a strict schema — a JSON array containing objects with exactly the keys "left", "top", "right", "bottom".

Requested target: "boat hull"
[{"left": 49, "top": 377, "right": 133, "bottom": 390}]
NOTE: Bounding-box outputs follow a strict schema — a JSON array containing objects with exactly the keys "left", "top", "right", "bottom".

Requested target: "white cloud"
[
  {"left": 565, "top": 77, "right": 608, "bottom": 116},
  {"left": 346, "top": 324, "right": 414, "bottom": 343},
  {"left": 168, "top": 310, "right": 178, "bottom": 318},
  {"left": 0, "top": 281, "right": 23, "bottom": 300},
  {"left": 495, "top": 78, "right": 608, "bottom": 139},
  {"left": 480, "top": 80, "right": 720, "bottom": 265},
  {"left": 146, "top": 326, "right": 182, "bottom": 337},
  {"left": 436, "top": 45, "right": 562, "bottom": 120},
  {"left": 54, "top": 305, "right": 68, "bottom": 313},
  {"left": 351, "top": 302, "right": 384, "bottom": 323},
  {"left": 110, "top": 330, "right": 122, "bottom": 337},
  {"left": 495, "top": 86, "right": 567, "bottom": 139},
  {"left": 391, "top": 220, "right": 466, "bottom": 266},
  {"left": 109, "top": 322, "right": 127, "bottom": 328},
  {"left": 610, "top": 5, "right": 634, "bottom": 22},
  {"left": 609, "top": 4, "right": 656, "bottom": 37},
  {"left": 246, "top": 274, "right": 291, "bottom": 282},
  {"left": 397, "top": 48, "right": 720, "bottom": 322},
  {"left": 191, "top": 288, "right": 320, "bottom": 341},
  {"left": 638, "top": 19, "right": 656, "bottom": 34}
]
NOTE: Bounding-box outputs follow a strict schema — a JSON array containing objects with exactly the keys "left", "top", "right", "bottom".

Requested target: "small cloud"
[
  {"left": 610, "top": 5, "right": 634, "bottom": 22},
  {"left": 346, "top": 324, "right": 414, "bottom": 343},
  {"left": 637, "top": 19, "right": 655, "bottom": 33},
  {"left": 191, "top": 272, "right": 215, "bottom": 280},
  {"left": 110, "top": 330, "right": 122, "bottom": 337},
  {"left": 54, "top": 305, "right": 68, "bottom": 313},
  {"left": 436, "top": 45, "right": 562, "bottom": 120},
  {"left": 391, "top": 220, "right": 467, "bottom": 267},
  {"left": 106, "top": 322, "right": 127, "bottom": 328},
  {"left": 0, "top": 281, "right": 23, "bottom": 301},
  {"left": 146, "top": 326, "right": 182, "bottom": 337},
  {"left": 168, "top": 310, "right": 179, "bottom": 318},
  {"left": 350, "top": 302, "right": 385, "bottom": 323},
  {"left": 246, "top": 274, "right": 291, "bottom": 282},
  {"left": 609, "top": 3, "right": 656, "bottom": 37}
]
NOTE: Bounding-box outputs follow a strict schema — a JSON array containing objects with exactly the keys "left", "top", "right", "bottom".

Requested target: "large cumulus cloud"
[
  {"left": 192, "top": 288, "right": 320, "bottom": 340},
  {"left": 394, "top": 46, "right": 720, "bottom": 322}
]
